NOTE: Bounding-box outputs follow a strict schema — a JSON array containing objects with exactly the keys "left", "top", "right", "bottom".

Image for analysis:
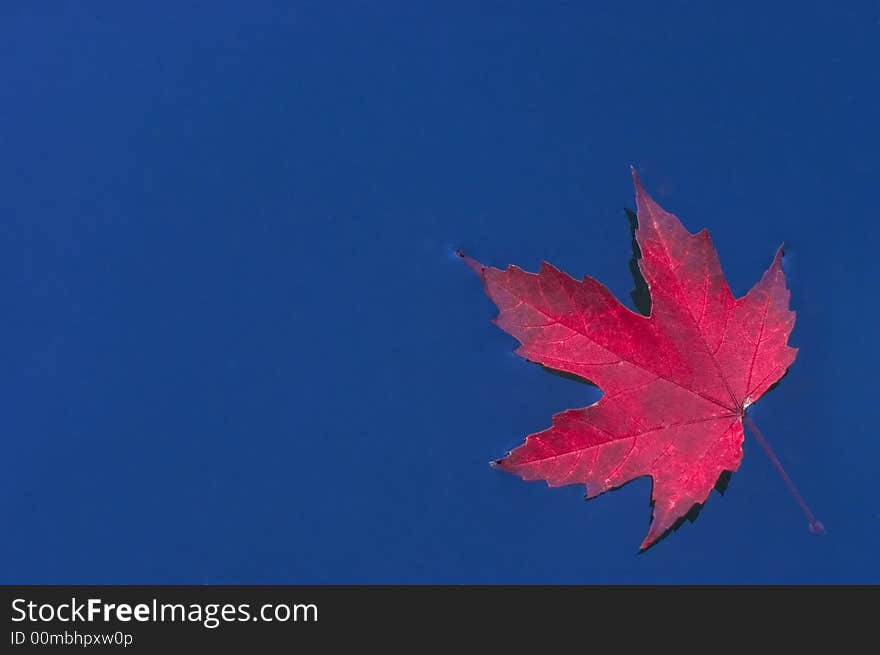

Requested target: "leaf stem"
[{"left": 743, "top": 414, "right": 825, "bottom": 535}]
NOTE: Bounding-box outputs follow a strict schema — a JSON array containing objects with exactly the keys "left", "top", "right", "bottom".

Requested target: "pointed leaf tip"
[
  {"left": 457, "top": 249, "right": 487, "bottom": 276},
  {"left": 630, "top": 166, "right": 643, "bottom": 189},
  {"left": 630, "top": 167, "right": 654, "bottom": 208},
  {"left": 491, "top": 455, "right": 516, "bottom": 471},
  {"left": 639, "top": 527, "right": 664, "bottom": 552},
  {"left": 769, "top": 244, "right": 786, "bottom": 272}
]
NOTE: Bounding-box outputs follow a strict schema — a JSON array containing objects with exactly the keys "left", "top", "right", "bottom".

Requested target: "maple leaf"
[{"left": 461, "top": 169, "right": 820, "bottom": 550}]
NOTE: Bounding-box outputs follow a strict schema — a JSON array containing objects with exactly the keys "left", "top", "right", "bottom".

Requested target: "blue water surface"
[{"left": 1, "top": 2, "right": 877, "bottom": 583}]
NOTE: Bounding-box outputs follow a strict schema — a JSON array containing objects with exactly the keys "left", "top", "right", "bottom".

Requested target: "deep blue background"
[{"left": 1, "top": 2, "right": 876, "bottom": 583}]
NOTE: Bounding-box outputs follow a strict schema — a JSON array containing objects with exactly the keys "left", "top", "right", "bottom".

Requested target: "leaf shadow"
[
  {"left": 537, "top": 364, "right": 599, "bottom": 390},
  {"left": 625, "top": 208, "right": 651, "bottom": 317}
]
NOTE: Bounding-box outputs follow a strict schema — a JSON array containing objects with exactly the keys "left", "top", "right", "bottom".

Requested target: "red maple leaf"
[{"left": 461, "top": 169, "right": 822, "bottom": 550}]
